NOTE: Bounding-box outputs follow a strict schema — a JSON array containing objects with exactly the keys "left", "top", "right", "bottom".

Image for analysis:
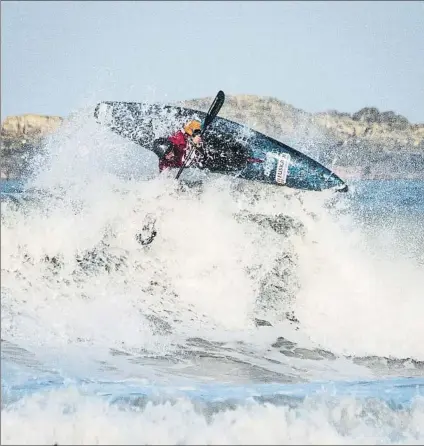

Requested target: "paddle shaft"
[{"left": 175, "top": 91, "right": 225, "bottom": 180}]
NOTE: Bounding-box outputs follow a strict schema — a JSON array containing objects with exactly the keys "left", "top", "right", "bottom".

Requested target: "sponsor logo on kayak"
[
  {"left": 275, "top": 153, "right": 290, "bottom": 184},
  {"left": 263, "top": 152, "right": 290, "bottom": 184}
]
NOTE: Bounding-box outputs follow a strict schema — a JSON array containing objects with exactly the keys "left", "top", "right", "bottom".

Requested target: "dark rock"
[{"left": 255, "top": 318, "right": 273, "bottom": 327}]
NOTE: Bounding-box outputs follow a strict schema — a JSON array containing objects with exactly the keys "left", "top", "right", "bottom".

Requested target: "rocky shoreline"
[
  {"left": 1, "top": 114, "right": 63, "bottom": 179},
  {"left": 1, "top": 95, "right": 423, "bottom": 180}
]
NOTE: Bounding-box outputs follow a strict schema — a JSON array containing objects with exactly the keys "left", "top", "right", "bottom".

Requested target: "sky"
[{"left": 1, "top": 1, "right": 424, "bottom": 123}]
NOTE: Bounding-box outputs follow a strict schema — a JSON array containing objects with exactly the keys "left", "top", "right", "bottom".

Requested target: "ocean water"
[{"left": 1, "top": 110, "right": 424, "bottom": 445}]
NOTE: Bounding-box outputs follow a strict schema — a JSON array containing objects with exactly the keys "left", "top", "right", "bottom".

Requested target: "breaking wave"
[{"left": 1, "top": 106, "right": 423, "bottom": 444}]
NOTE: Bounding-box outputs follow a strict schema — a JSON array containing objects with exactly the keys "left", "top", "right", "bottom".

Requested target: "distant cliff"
[
  {"left": 1, "top": 96, "right": 423, "bottom": 180},
  {"left": 1, "top": 114, "right": 63, "bottom": 179}
]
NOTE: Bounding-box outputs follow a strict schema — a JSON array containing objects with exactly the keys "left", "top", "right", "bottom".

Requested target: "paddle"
[{"left": 175, "top": 90, "right": 225, "bottom": 180}]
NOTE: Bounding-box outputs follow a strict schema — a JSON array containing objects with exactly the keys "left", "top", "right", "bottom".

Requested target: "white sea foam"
[
  {"left": 2, "top": 388, "right": 423, "bottom": 445},
  {"left": 2, "top": 106, "right": 423, "bottom": 445}
]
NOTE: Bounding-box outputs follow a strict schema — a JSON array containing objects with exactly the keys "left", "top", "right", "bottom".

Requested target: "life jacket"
[{"left": 159, "top": 130, "right": 189, "bottom": 172}]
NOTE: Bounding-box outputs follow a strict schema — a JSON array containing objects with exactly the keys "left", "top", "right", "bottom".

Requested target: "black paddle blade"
[{"left": 201, "top": 90, "right": 225, "bottom": 133}]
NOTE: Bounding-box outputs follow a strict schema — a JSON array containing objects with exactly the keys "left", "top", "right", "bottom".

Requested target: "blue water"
[
  {"left": 1, "top": 177, "right": 423, "bottom": 444},
  {"left": 3, "top": 178, "right": 424, "bottom": 213},
  {"left": 1, "top": 179, "right": 23, "bottom": 193},
  {"left": 349, "top": 179, "right": 424, "bottom": 215}
]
